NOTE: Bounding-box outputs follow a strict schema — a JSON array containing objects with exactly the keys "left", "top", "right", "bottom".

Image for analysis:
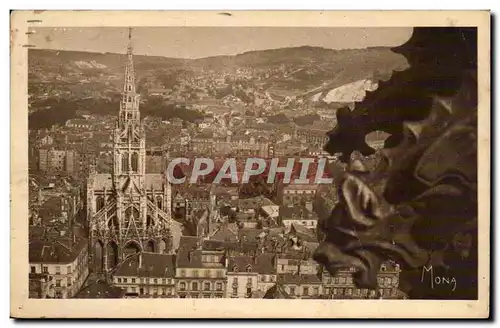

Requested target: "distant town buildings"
[{"left": 27, "top": 29, "right": 406, "bottom": 300}]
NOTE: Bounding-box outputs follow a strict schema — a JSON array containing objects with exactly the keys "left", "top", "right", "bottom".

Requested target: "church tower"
[
  {"left": 88, "top": 28, "right": 183, "bottom": 274},
  {"left": 112, "top": 28, "right": 148, "bottom": 240},
  {"left": 113, "top": 27, "right": 145, "bottom": 190}
]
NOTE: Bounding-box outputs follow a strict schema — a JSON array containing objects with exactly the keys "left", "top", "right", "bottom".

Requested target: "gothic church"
[{"left": 87, "top": 28, "right": 182, "bottom": 273}]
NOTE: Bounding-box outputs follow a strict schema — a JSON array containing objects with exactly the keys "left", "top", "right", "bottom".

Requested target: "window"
[
  {"left": 233, "top": 266, "right": 239, "bottom": 273},
  {"left": 123, "top": 278, "right": 128, "bottom": 283},
  {"left": 247, "top": 287, "right": 252, "bottom": 295},
  {"left": 204, "top": 282, "right": 210, "bottom": 291},
  {"left": 385, "top": 277, "right": 391, "bottom": 286},
  {"left": 303, "top": 287, "right": 309, "bottom": 296},
  {"left": 216, "top": 283, "right": 222, "bottom": 291},
  {"left": 179, "top": 282, "right": 186, "bottom": 291},
  {"left": 121, "top": 153, "right": 129, "bottom": 172},
  {"left": 247, "top": 277, "right": 252, "bottom": 284},
  {"left": 154, "top": 278, "right": 158, "bottom": 284},
  {"left": 162, "top": 278, "right": 166, "bottom": 284},
  {"left": 192, "top": 282, "right": 198, "bottom": 291},
  {"left": 180, "top": 270, "right": 186, "bottom": 277},
  {"left": 67, "top": 277, "right": 72, "bottom": 287},
  {"left": 30, "top": 266, "right": 36, "bottom": 274},
  {"left": 290, "top": 286, "right": 295, "bottom": 295},
  {"left": 55, "top": 291, "right": 63, "bottom": 299},
  {"left": 313, "top": 287, "right": 319, "bottom": 295},
  {"left": 232, "top": 287, "right": 237, "bottom": 296},
  {"left": 260, "top": 276, "right": 266, "bottom": 282},
  {"left": 281, "top": 265, "right": 285, "bottom": 271},
  {"left": 193, "top": 270, "right": 199, "bottom": 277},
  {"left": 339, "top": 277, "right": 346, "bottom": 284},
  {"left": 204, "top": 270, "right": 210, "bottom": 278},
  {"left": 132, "top": 278, "right": 136, "bottom": 283},
  {"left": 56, "top": 279, "right": 61, "bottom": 287},
  {"left": 380, "top": 264, "right": 387, "bottom": 272},
  {"left": 392, "top": 276, "right": 398, "bottom": 285},
  {"left": 67, "top": 266, "right": 72, "bottom": 274},
  {"left": 117, "top": 278, "right": 122, "bottom": 283},
  {"left": 270, "top": 276, "right": 275, "bottom": 282},
  {"left": 55, "top": 266, "right": 61, "bottom": 274},
  {"left": 132, "top": 287, "right": 137, "bottom": 293},
  {"left": 96, "top": 196, "right": 105, "bottom": 212},
  {"left": 233, "top": 277, "right": 238, "bottom": 284},
  {"left": 346, "top": 288, "right": 352, "bottom": 296},
  {"left": 246, "top": 265, "right": 252, "bottom": 273}
]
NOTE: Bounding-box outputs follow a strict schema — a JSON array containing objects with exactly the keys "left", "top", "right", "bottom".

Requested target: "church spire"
[{"left": 119, "top": 27, "right": 140, "bottom": 126}]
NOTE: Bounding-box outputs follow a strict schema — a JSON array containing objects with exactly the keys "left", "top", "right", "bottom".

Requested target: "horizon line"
[{"left": 29, "top": 44, "right": 395, "bottom": 61}]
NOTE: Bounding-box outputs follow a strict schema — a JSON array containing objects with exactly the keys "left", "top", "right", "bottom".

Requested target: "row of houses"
[{"left": 109, "top": 232, "right": 402, "bottom": 299}]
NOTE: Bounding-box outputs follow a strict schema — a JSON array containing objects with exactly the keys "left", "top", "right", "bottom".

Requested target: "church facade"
[{"left": 87, "top": 28, "right": 182, "bottom": 273}]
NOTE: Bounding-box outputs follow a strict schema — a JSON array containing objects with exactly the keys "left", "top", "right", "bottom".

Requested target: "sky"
[{"left": 29, "top": 27, "right": 413, "bottom": 59}]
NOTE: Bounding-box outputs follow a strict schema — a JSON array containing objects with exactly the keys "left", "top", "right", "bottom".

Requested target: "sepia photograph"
[{"left": 10, "top": 10, "right": 490, "bottom": 318}]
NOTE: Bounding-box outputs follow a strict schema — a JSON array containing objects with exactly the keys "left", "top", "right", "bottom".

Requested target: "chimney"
[{"left": 138, "top": 253, "right": 143, "bottom": 269}]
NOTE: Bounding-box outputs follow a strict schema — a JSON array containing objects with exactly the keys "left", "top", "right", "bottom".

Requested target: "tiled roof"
[
  {"left": 278, "top": 273, "right": 322, "bottom": 285},
  {"left": 75, "top": 280, "right": 126, "bottom": 299},
  {"left": 114, "top": 252, "right": 176, "bottom": 278},
  {"left": 228, "top": 256, "right": 254, "bottom": 272},
  {"left": 29, "top": 235, "right": 87, "bottom": 264},
  {"left": 254, "top": 253, "right": 277, "bottom": 274},
  {"left": 202, "top": 239, "right": 238, "bottom": 251},
  {"left": 209, "top": 224, "right": 238, "bottom": 242},
  {"left": 238, "top": 228, "right": 264, "bottom": 242},
  {"left": 176, "top": 249, "right": 203, "bottom": 268},
  {"left": 290, "top": 223, "right": 317, "bottom": 242}
]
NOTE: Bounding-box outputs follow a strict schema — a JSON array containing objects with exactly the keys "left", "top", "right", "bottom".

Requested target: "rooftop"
[
  {"left": 114, "top": 252, "right": 176, "bottom": 278},
  {"left": 75, "top": 279, "right": 126, "bottom": 299}
]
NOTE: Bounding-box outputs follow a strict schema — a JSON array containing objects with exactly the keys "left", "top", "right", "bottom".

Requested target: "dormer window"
[
  {"left": 380, "top": 264, "right": 387, "bottom": 272},
  {"left": 233, "top": 265, "right": 239, "bottom": 273},
  {"left": 246, "top": 265, "right": 252, "bottom": 273}
]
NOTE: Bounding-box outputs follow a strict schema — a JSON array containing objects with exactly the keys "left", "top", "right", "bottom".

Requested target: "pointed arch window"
[
  {"left": 131, "top": 152, "right": 139, "bottom": 172},
  {"left": 96, "top": 196, "right": 105, "bottom": 212},
  {"left": 121, "top": 153, "right": 129, "bottom": 172},
  {"left": 125, "top": 207, "right": 140, "bottom": 226},
  {"left": 156, "top": 196, "right": 162, "bottom": 210},
  {"left": 147, "top": 215, "right": 154, "bottom": 228}
]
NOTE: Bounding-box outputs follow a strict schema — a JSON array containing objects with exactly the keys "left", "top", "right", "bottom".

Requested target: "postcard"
[{"left": 10, "top": 10, "right": 490, "bottom": 318}]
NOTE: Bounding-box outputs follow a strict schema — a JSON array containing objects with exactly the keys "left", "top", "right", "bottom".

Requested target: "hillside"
[
  {"left": 28, "top": 46, "right": 408, "bottom": 130},
  {"left": 29, "top": 46, "right": 408, "bottom": 96}
]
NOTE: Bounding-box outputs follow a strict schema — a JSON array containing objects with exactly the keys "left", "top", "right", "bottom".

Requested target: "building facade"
[
  {"left": 175, "top": 248, "right": 227, "bottom": 298},
  {"left": 87, "top": 28, "right": 182, "bottom": 274},
  {"left": 112, "top": 252, "right": 176, "bottom": 297},
  {"left": 29, "top": 236, "right": 89, "bottom": 299}
]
